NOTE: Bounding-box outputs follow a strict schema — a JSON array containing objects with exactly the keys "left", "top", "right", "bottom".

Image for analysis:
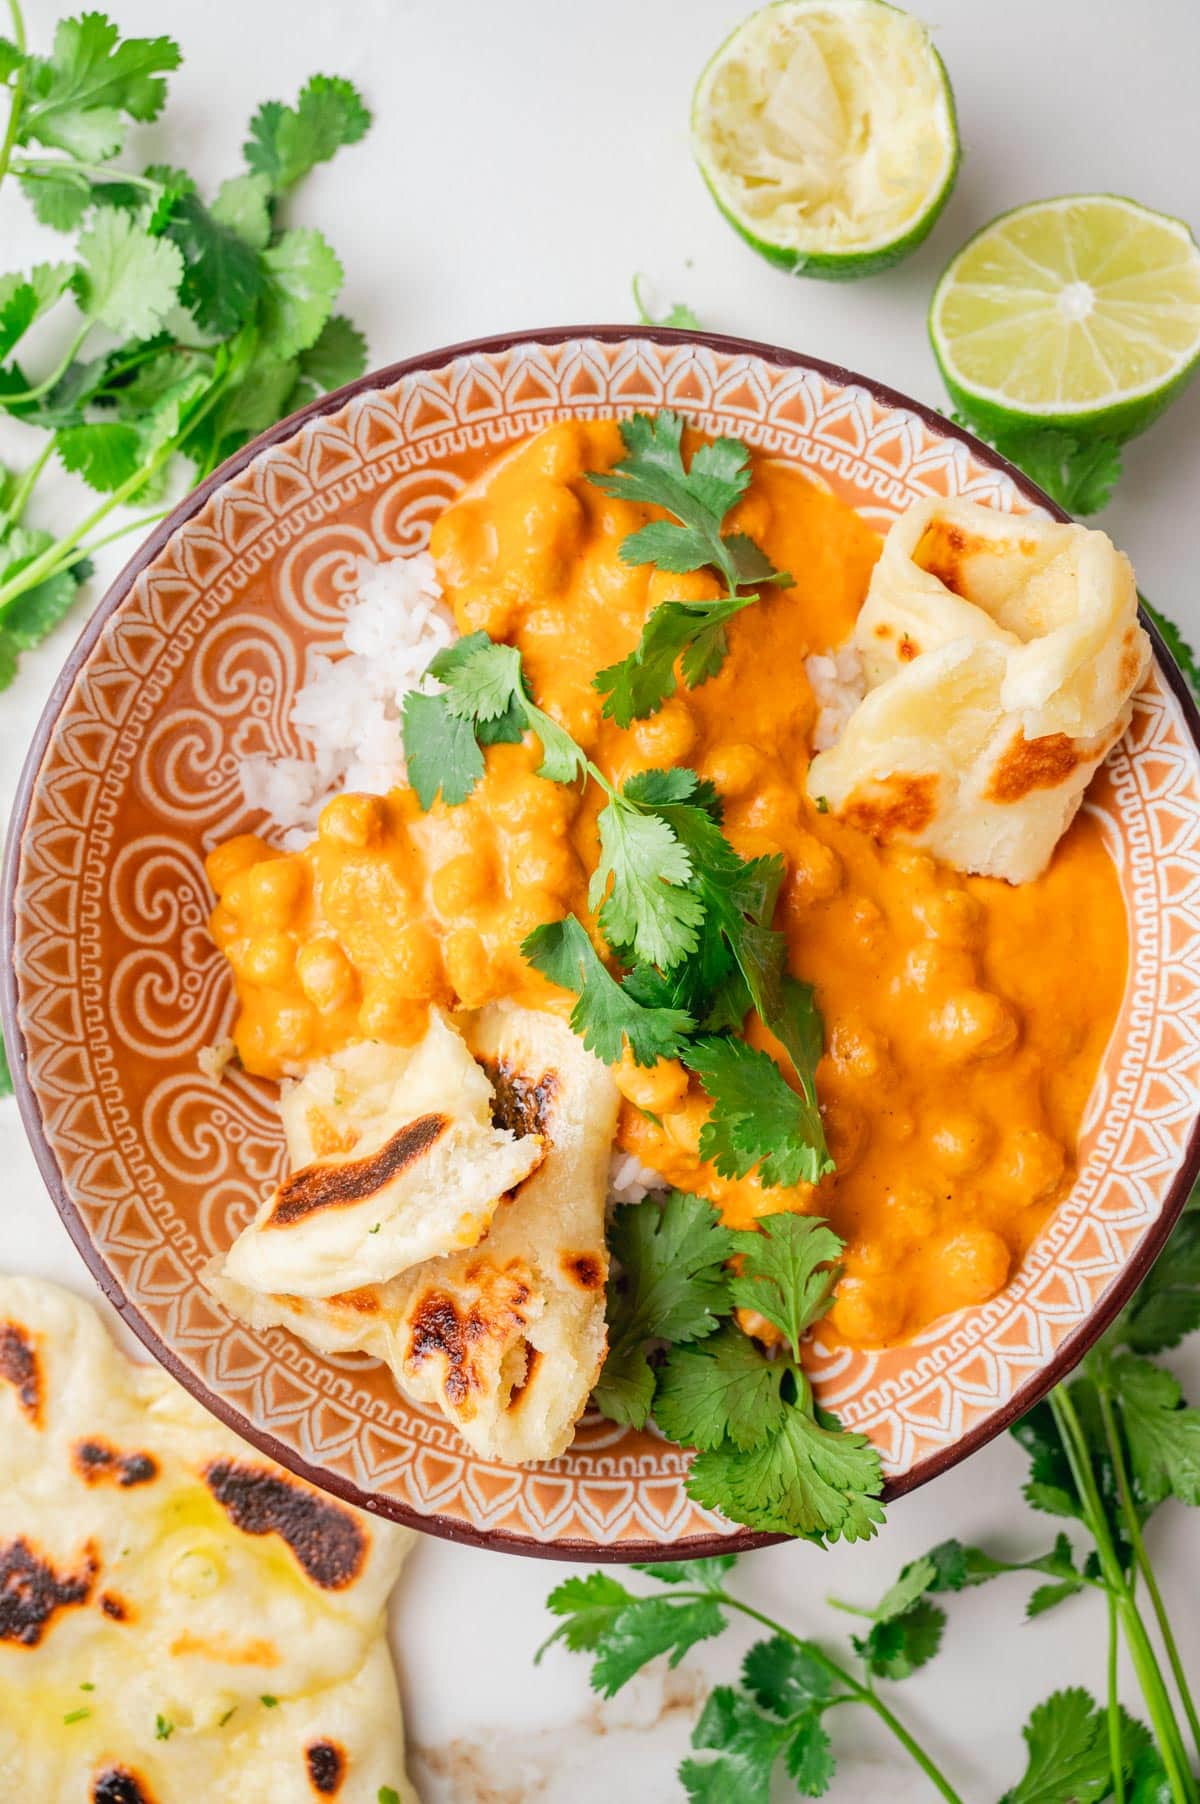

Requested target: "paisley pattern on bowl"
[{"left": 6, "top": 329, "right": 1200, "bottom": 1558}]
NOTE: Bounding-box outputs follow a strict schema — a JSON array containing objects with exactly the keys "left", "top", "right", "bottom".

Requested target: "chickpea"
[
  {"left": 231, "top": 855, "right": 308, "bottom": 929},
  {"left": 530, "top": 421, "right": 585, "bottom": 483},
  {"left": 701, "top": 742, "right": 763, "bottom": 799},
  {"left": 883, "top": 1182, "right": 938, "bottom": 1243},
  {"left": 738, "top": 783, "right": 799, "bottom": 836},
  {"left": 517, "top": 482, "right": 585, "bottom": 589},
  {"left": 631, "top": 697, "right": 698, "bottom": 766},
  {"left": 647, "top": 566, "right": 721, "bottom": 609},
  {"left": 390, "top": 922, "right": 444, "bottom": 1000},
  {"left": 357, "top": 984, "right": 427, "bottom": 1043},
  {"left": 614, "top": 1050, "right": 690, "bottom": 1116},
  {"left": 238, "top": 931, "right": 296, "bottom": 989},
  {"left": 927, "top": 989, "right": 1018, "bottom": 1060},
  {"left": 849, "top": 896, "right": 885, "bottom": 951},
  {"left": 937, "top": 1227, "right": 1012, "bottom": 1306},
  {"left": 318, "top": 792, "right": 387, "bottom": 850},
  {"left": 913, "top": 887, "right": 984, "bottom": 949},
  {"left": 997, "top": 1127, "right": 1066, "bottom": 1204},
  {"left": 429, "top": 501, "right": 486, "bottom": 585},
  {"left": 444, "top": 926, "right": 495, "bottom": 1008},
  {"left": 930, "top": 1110, "right": 993, "bottom": 1175},
  {"left": 787, "top": 834, "right": 844, "bottom": 906},
  {"left": 829, "top": 1020, "right": 890, "bottom": 1084},
  {"left": 206, "top": 834, "right": 272, "bottom": 897},
  {"left": 663, "top": 1094, "right": 707, "bottom": 1159},
  {"left": 432, "top": 851, "right": 496, "bottom": 916},
  {"left": 904, "top": 942, "right": 976, "bottom": 993},
  {"left": 270, "top": 998, "right": 318, "bottom": 1064},
  {"left": 207, "top": 903, "right": 238, "bottom": 950},
  {"left": 455, "top": 583, "right": 518, "bottom": 639},
  {"left": 831, "top": 1274, "right": 906, "bottom": 1346},
  {"left": 295, "top": 938, "right": 357, "bottom": 1014},
  {"left": 727, "top": 490, "right": 772, "bottom": 543}
]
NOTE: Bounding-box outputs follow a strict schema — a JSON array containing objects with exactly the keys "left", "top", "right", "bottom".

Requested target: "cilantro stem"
[
  {"left": 0, "top": 0, "right": 26, "bottom": 193},
  {"left": 1095, "top": 1370, "right": 1200, "bottom": 1765},
  {"left": 1107, "top": 1589, "right": 1126, "bottom": 1804},
  {"left": 3, "top": 323, "right": 92, "bottom": 405},
  {"left": 9, "top": 155, "right": 164, "bottom": 194},
  {"left": 0, "top": 438, "right": 49, "bottom": 529},
  {"left": 1050, "top": 1387, "right": 1198, "bottom": 1804},
  {"left": 675, "top": 1589, "right": 967, "bottom": 1804},
  {"left": 0, "top": 449, "right": 166, "bottom": 617}
]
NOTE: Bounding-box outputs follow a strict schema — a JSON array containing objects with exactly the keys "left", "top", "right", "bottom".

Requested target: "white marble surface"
[{"left": 1, "top": 1, "right": 1199, "bottom": 1797}]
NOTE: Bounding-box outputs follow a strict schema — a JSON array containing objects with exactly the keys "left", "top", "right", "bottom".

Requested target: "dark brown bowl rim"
[{"left": 4, "top": 323, "right": 1200, "bottom": 1564}]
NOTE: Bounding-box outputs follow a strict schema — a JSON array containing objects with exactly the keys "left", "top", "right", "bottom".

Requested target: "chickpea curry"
[{"left": 207, "top": 418, "right": 1127, "bottom": 1350}]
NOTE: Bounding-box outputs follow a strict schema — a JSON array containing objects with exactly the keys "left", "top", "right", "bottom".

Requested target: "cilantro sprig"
[
  {"left": 632, "top": 272, "right": 702, "bottom": 332},
  {"left": 402, "top": 630, "right": 832, "bottom": 1184},
  {"left": 584, "top": 410, "right": 791, "bottom": 725},
  {"left": 596, "top": 1196, "right": 884, "bottom": 1546},
  {"left": 0, "top": 8, "right": 371, "bottom": 693}
]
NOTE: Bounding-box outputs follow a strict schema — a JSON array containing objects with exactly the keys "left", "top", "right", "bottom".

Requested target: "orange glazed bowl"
[{"left": 5, "top": 327, "right": 1200, "bottom": 1560}]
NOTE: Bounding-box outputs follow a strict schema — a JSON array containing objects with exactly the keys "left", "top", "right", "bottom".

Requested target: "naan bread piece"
[
  {"left": 0, "top": 1275, "right": 416, "bottom": 1803},
  {"left": 222, "top": 1008, "right": 545, "bottom": 1299},
  {"left": 807, "top": 497, "right": 1151, "bottom": 883},
  {"left": 206, "top": 1003, "right": 619, "bottom": 1466}
]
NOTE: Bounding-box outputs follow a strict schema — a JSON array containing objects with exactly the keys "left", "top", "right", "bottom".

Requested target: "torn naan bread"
[
  {"left": 0, "top": 1275, "right": 416, "bottom": 1803},
  {"left": 206, "top": 1002, "right": 619, "bottom": 1466},
  {"left": 221, "top": 1007, "right": 545, "bottom": 1299},
  {"left": 807, "top": 498, "right": 1151, "bottom": 883}
]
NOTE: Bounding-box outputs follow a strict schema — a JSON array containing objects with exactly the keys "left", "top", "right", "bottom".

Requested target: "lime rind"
[
  {"left": 930, "top": 194, "right": 1200, "bottom": 443},
  {"left": 692, "top": 0, "right": 960, "bottom": 281}
]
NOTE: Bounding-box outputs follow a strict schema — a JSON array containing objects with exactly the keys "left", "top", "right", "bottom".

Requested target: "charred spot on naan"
[
  {"left": 986, "top": 731, "right": 1082, "bottom": 803},
  {"left": 483, "top": 1057, "right": 559, "bottom": 1139},
  {"left": 203, "top": 1460, "right": 367, "bottom": 1590},
  {"left": 306, "top": 1740, "right": 347, "bottom": 1795},
  {"left": 99, "top": 1590, "right": 132, "bottom": 1622},
  {"left": 898, "top": 634, "right": 919, "bottom": 661},
  {"left": 842, "top": 773, "right": 938, "bottom": 837},
  {"left": 93, "top": 1769, "right": 156, "bottom": 1804},
  {"left": 0, "top": 1536, "right": 98, "bottom": 1646},
  {"left": 406, "top": 1261, "right": 535, "bottom": 1411},
  {"left": 306, "top": 1108, "right": 360, "bottom": 1158},
  {"left": 916, "top": 519, "right": 1041, "bottom": 598},
  {"left": 267, "top": 1113, "right": 451, "bottom": 1228},
  {"left": 0, "top": 1321, "right": 41, "bottom": 1425},
  {"left": 73, "top": 1439, "right": 159, "bottom": 1488},
  {"left": 561, "top": 1251, "right": 604, "bottom": 1291}
]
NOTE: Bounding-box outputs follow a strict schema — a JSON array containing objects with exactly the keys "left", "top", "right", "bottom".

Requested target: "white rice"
[
  {"left": 607, "top": 1150, "right": 670, "bottom": 1207},
  {"left": 239, "top": 551, "right": 457, "bottom": 847},
  {"left": 805, "top": 641, "right": 866, "bottom": 753}
]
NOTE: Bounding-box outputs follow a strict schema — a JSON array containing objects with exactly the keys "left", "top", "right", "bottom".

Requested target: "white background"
[{"left": 1, "top": 2, "right": 1199, "bottom": 1798}]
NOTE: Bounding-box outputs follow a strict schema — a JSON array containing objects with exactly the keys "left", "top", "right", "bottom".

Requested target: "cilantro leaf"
[
  {"left": 75, "top": 209, "right": 184, "bottom": 338},
  {"left": 259, "top": 227, "right": 343, "bottom": 358},
  {"left": 852, "top": 1600, "right": 945, "bottom": 1680},
  {"left": 521, "top": 915, "right": 692, "bottom": 1067},
  {"left": 0, "top": 1029, "right": 12, "bottom": 1097},
  {"left": 999, "top": 1689, "right": 1112, "bottom": 1804},
  {"left": 541, "top": 1576, "right": 727, "bottom": 1699},
  {"left": 727, "top": 1215, "right": 843, "bottom": 1358},
  {"left": 439, "top": 636, "right": 524, "bottom": 722},
  {"left": 1118, "top": 1185, "right": 1200, "bottom": 1353},
  {"left": 16, "top": 165, "right": 92, "bottom": 229},
  {"left": 632, "top": 274, "right": 702, "bottom": 332},
  {"left": 741, "top": 1637, "right": 836, "bottom": 1717},
  {"left": 683, "top": 1035, "right": 832, "bottom": 1189},
  {"left": 1026, "top": 1578, "right": 1085, "bottom": 1619},
  {"left": 681, "top": 1686, "right": 797, "bottom": 1804},
  {"left": 537, "top": 1571, "right": 636, "bottom": 1658},
  {"left": 164, "top": 189, "right": 265, "bottom": 337},
  {"left": 210, "top": 172, "right": 273, "bottom": 250},
  {"left": 655, "top": 1324, "right": 789, "bottom": 1452},
  {"left": 400, "top": 690, "right": 483, "bottom": 809},
  {"left": 591, "top": 790, "right": 704, "bottom": 969},
  {"left": 687, "top": 1403, "right": 885, "bottom": 1545},
  {"left": 289, "top": 314, "right": 368, "bottom": 407},
  {"left": 632, "top": 1556, "right": 737, "bottom": 1589},
  {"left": 55, "top": 420, "right": 143, "bottom": 490},
  {"left": 593, "top": 1192, "right": 734, "bottom": 1429},
  {"left": 0, "top": 263, "right": 73, "bottom": 359},
  {"left": 953, "top": 413, "right": 1122, "bottom": 517},
  {"left": 19, "top": 14, "right": 180, "bottom": 161},
  {"left": 1110, "top": 1351, "right": 1200, "bottom": 1506},
  {"left": 587, "top": 411, "right": 788, "bottom": 720},
  {"left": 244, "top": 75, "right": 371, "bottom": 195}
]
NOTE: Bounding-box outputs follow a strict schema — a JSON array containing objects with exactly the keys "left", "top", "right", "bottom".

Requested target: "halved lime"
[
  {"left": 930, "top": 195, "right": 1200, "bottom": 442},
  {"left": 691, "top": 0, "right": 959, "bottom": 280}
]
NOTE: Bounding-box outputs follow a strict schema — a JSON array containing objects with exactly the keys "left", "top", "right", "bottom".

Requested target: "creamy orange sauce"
[{"left": 206, "top": 419, "right": 1128, "bottom": 1347}]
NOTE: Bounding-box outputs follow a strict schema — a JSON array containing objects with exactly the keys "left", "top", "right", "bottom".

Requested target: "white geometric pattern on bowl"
[{"left": 6, "top": 330, "right": 1200, "bottom": 1557}]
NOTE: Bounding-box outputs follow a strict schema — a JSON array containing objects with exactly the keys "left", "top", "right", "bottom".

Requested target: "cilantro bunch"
[
  {"left": 584, "top": 409, "right": 791, "bottom": 726},
  {"left": 0, "top": 5, "right": 371, "bottom": 692},
  {"left": 595, "top": 1196, "right": 884, "bottom": 1546},
  {"left": 400, "top": 629, "right": 832, "bottom": 1187}
]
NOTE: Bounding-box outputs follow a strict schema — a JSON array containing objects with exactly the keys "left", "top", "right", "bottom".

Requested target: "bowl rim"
[{"left": 4, "top": 322, "right": 1200, "bottom": 1563}]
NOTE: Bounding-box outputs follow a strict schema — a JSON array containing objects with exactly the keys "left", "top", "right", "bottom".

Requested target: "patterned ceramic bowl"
[{"left": 5, "top": 328, "right": 1200, "bottom": 1560}]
